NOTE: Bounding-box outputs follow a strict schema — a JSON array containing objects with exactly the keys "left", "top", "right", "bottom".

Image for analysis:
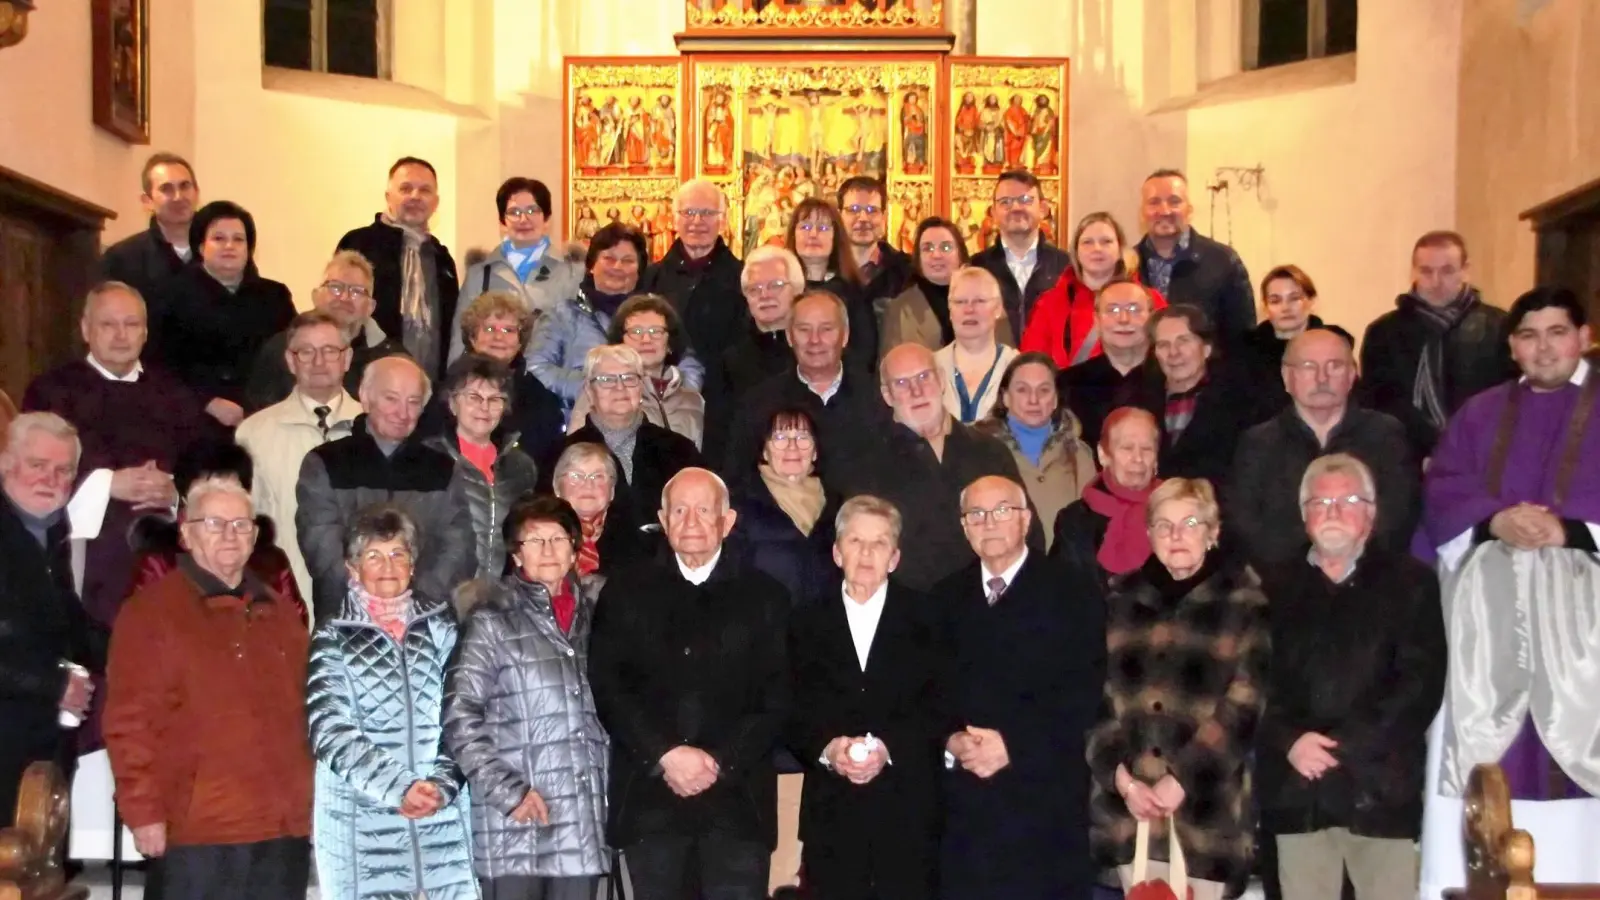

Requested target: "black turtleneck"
[
  {"left": 1139, "top": 549, "right": 1222, "bottom": 606},
  {"left": 580, "top": 276, "right": 631, "bottom": 319},
  {"left": 916, "top": 276, "right": 956, "bottom": 346}
]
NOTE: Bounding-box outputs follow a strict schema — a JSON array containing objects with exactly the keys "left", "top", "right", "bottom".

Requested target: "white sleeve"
[
  {"left": 1588, "top": 523, "right": 1600, "bottom": 550},
  {"left": 1437, "top": 528, "right": 1476, "bottom": 571},
  {"left": 66, "top": 469, "right": 114, "bottom": 540}
]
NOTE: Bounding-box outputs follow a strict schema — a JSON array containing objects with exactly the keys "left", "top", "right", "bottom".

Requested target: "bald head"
[
  {"left": 360, "top": 355, "right": 430, "bottom": 442},
  {"left": 81, "top": 283, "right": 148, "bottom": 377},
  {"left": 660, "top": 467, "right": 736, "bottom": 564},
  {"left": 960, "top": 474, "right": 1026, "bottom": 510},
  {"left": 1283, "top": 327, "right": 1356, "bottom": 415},
  {"left": 959, "top": 474, "right": 1030, "bottom": 568},
  {"left": 1285, "top": 328, "right": 1353, "bottom": 365},
  {"left": 880, "top": 342, "right": 945, "bottom": 435}
]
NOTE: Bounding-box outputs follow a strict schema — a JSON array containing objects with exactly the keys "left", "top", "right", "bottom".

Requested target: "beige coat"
[
  {"left": 974, "top": 412, "right": 1095, "bottom": 549},
  {"left": 880, "top": 282, "right": 1017, "bottom": 361},
  {"left": 567, "top": 364, "right": 706, "bottom": 448},
  {"left": 936, "top": 342, "right": 1019, "bottom": 424}
]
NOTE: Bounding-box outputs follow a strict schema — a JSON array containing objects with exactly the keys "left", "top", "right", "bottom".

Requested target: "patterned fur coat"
[{"left": 1087, "top": 553, "right": 1270, "bottom": 890}]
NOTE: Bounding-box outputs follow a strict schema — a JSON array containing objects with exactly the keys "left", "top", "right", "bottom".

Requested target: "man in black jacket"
[
  {"left": 590, "top": 467, "right": 790, "bottom": 900},
  {"left": 98, "top": 152, "right": 200, "bottom": 303},
  {"left": 1358, "top": 230, "right": 1517, "bottom": 458},
  {"left": 1136, "top": 169, "right": 1256, "bottom": 351},
  {"left": 334, "top": 157, "right": 459, "bottom": 379},
  {"left": 1230, "top": 329, "right": 1419, "bottom": 568},
  {"left": 0, "top": 413, "right": 103, "bottom": 827},
  {"left": 640, "top": 179, "right": 749, "bottom": 363},
  {"left": 838, "top": 176, "right": 913, "bottom": 317},
  {"left": 969, "top": 170, "right": 1071, "bottom": 339},
  {"left": 1258, "top": 453, "right": 1445, "bottom": 900}
]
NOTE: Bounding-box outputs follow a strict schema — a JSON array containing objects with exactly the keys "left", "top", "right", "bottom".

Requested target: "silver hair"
[
  {"left": 583, "top": 344, "right": 645, "bottom": 383},
  {"left": 660, "top": 466, "right": 730, "bottom": 514},
  {"left": 81, "top": 281, "right": 147, "bottom": 322},
  {"left": 1, "top": 412, "right": 82, "bottom": 468},
  {"left": 741, "top": 245, "right": 805, "bottom": 291},
  {"left": 834, "top": 495, "right": 903, "bottom": 546},
  {"left": 553, "top": 442, "right": 618, "bottom": 493},
  {"left": 342, "top": 503, "right": 419, "bottom": 563},
  {"left": 1298, "top": 453, "right": 1377, "bottom": 514},
  {"left": 795, "top": 289, "right": 850, "bottom": 333},
  {"left": 674, "top": 178, "right": 730, "bottom": 214},
  {"left": 949, "top": 265, "right": 1003, "bottom": 301},
  {"left": 183, "top": 475, "right": 252, "bottom": 517},
  {"left": 358, "top": 354, "right": 433, "bottom": 407}
]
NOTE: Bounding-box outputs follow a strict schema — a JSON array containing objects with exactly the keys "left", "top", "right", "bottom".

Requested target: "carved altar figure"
[
  {"left": 1031, "top": 94, "right": 1059, "bottom": 174},
  {"left": 1002, "top": 94, "right": 1029, "bottom": 168},
  {"left": 980, "top": 93, "right": 1004, "bottom": 170},
  {"left": 651, "top": 94, "right": 678, "bottom": 170},
  {"left": 902, "top": 91, "right": 928, "bottom": 172},
  {"left": 954, "top": 91, "right": 981, "bottom": 171},
  {"left": 704, "top": 89, "right": 734, "bottom": 173}
]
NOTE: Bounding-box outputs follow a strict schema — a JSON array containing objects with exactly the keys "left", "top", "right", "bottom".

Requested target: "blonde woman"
[{"left": 934, "top": 266, "right": 1018, "bottom": 424}]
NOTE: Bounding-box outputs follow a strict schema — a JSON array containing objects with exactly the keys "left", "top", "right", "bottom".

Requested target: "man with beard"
[
  {"left": 99, "top": 153, "right": 199, "bottom": 302},
  {"left": 1135, "top": 169, "right": 1255, "bottom": 352},
  {"left": 838, "top": 176, "right": 912, "bottom": 320},
  {"left": 969, "top": 170, "right": 1070, "bottom": 340}
]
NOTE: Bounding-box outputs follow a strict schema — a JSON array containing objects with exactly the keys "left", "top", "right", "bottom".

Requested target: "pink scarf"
[
  {"left": 352, "top": 578, "right": 414, "bottom": 642},
  {"left": 1081, "top": 474, "right": 1162, "bottom": 575}
]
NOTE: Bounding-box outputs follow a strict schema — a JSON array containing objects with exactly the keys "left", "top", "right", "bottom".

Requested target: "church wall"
[{"left": 1455, "top": 0, "right": 1600, "bottom": 307}]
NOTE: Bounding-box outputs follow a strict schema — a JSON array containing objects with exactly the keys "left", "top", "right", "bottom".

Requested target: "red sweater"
[{"left": 1019, "top": 269, "right": 1167, "bottom": 368}]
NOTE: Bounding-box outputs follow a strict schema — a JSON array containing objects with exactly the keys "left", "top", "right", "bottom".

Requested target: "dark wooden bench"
[{"left": 0, "top": 762, "right": 88, "bottom": 900}]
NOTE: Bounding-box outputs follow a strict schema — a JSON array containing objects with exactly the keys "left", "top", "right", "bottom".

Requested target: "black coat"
[
  {"left": 1229, "top": 406, "right": 1420, "bottom": 568},
  {"left": 335, "top": 215, "right": 461, "bottom": 379},
  {"left": 788, "top": 581, "right": 944, "bottom": 900},
  {"left": 1235, "top": 317, "right": 1358, "bottom": 425},
  {"left": 1116, "top": 362, "right": 1251, "bottom": 491},
  {"left": 806, "top": 274, "right": 878, "bottom": 379},
  {"left": 1049, "top": 499, "right": 1111, "bottom": 590},
  {"left": 98, "top": 218, "right": 188, "bottom": 303},
  {"left": 242, "top": 325, "right": 406, "bottom": 414},
  {"left": 543, "top": 418, "right": 703, "bottom": 533},
  {"left": 935, "top": 552, "right": 1104, "bottom": 900},
  {"left": 969, "top": 237, "right": 1072, "bottom": 342},
  {"left": 1256, "top": 549, "right": 1446, "bottom": 839},
  {"left": 640, "top": 238, "right": 748, "bottom": 363},
  {"left": 729, "top": 478, "right": 840, "bottom": 608},
  {"left": 1136, "top": 229, "right": 1257, "bottom": 351},
  {"left": 1059, "top": 353, "right": 1145, "bottom": 449},
  {"left": 859, "top": 241, "right": 914, "bottom": 316},
  {"left": 147, "top": 266, "right": 296, "bottom": 406},
  {"left": 589, "top": 551, "right": 790, "bottom": 846},
  {"left": 703, "top": 324, "right": 794, "bottom": 463},
  {"left": 1358, "top": 290, "right": 1516, "bottom": 456},
  {"left": 719, "top": 365, "right": 890, "bottom": 481}
]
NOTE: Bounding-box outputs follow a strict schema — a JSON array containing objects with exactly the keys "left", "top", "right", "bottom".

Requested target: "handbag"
[{"left": 1126, "top": 816, "right": 1193, "bottom": 900}]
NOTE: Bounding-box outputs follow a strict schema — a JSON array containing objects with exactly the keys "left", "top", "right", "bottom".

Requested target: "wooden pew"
[
  {"left": 1447, "top": 763, "right": 1600, "bottom": 900},
  {"left": 0, "top": 762, "right": 87, "bottom": 900}
]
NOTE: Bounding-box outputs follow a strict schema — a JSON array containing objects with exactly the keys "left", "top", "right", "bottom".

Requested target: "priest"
[{"left": 1414, "top": 286, "right": 1600, "bottom": 895}]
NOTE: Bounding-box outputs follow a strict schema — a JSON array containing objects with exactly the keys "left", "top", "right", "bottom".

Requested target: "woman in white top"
[{"left": 935, "top": 266, "right": 1018, "bottom": 424}]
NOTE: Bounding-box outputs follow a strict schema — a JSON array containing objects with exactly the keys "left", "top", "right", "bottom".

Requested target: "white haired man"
[{"left": 640, "top": 179, "right": 746, "bottom": 360}]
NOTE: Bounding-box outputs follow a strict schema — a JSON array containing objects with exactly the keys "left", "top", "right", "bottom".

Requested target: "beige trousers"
[
  {"left": 769, "top": 773, "right": 804, "bottom": 892},
  {"left": 1116, "top": 862, "right": 1227, "bottom": 900},
  {"left": 1277, "top": 829, "right": 1418, "bottom": 900}
]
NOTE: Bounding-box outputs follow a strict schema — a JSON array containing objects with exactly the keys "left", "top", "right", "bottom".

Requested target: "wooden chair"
[
  {"left": 0, "top": 762, "right": 88, "bottom": 900},
  {"left": 0, "top": 388, "right": 17, "bottom": 452},
  {"left": 1448, "top": 763, "right": 1600, "bottom": 900}
]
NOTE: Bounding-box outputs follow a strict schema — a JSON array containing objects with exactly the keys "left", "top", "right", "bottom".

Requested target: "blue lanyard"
[{"left": 955, "top": 346, "right": 1004, "bottom": 423}]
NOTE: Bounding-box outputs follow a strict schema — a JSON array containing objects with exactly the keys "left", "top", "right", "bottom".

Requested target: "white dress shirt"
[
  {"left": 1003, "top": 235, "right": 1040, "bottom": 290},
  {"left": 980, "top": 547, "right": 1029, "bottom": 601},
  {"left": 842, "top": 580, "right": 889, "bottom": 671},
  {"left": 801, "top": 365, "right": 845, "bottom": 404},
  {"left": 676, "top": 548, "right": 723, "bottom": 585}
]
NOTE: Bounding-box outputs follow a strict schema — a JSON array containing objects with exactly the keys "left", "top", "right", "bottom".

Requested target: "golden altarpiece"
[{"left": 562, "top": 1, "right": 1067, "bottom": 258}]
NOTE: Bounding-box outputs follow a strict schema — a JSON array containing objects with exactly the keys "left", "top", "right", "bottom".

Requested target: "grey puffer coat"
[
  {"left": 443, "top": 575, "right": 611, "bottom": 880},
  {"left": 425, "top": 432, "right": 541, "bottom": 579}
]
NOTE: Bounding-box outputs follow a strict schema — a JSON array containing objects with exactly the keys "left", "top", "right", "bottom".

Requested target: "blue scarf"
[
  {"left": 501, "top": 237, "right": 549, "bottom": 284},
  {"left": 1008, "top": 414, "right": 1052, "bottom": 467}
]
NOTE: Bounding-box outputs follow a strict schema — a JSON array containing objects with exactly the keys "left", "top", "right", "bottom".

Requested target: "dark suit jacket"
[
  {"left": 969, "top": 237, "right": 1072, "bottom": 342},
  {"left": 98, "top": 218, "right": 188, "bottom": 305},
  {"left": 720, "top": 365, "right": 889, "bottom": 481},
  {"left": 543, "top": 419, "right": 703, "bottom": 532},
  {"left": 787, "top": 580, "right": 944, "bottom": 899},
  {"left": 335, "top": 215, "right": 460, "bottom": 378},
  {"left": 640, "top": 238, "right": 748, "bottom": 363},
  {"left": 147, "top": 266, "right": 296, "bottom": 407}
]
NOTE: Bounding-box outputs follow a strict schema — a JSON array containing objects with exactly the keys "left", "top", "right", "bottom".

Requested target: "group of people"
[{"left": 1, "top": 147, "right": 1596, "bottom": 900}]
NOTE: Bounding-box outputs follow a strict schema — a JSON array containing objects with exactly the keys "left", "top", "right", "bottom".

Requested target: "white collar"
[
  {"left": 362, "top": 317, "right": 387, "bottom": 347},
  {"left": 798, "top": 364, "right": 845, "bottom": 399},
  {"left": 296, "top": 389, "right": 354, "bottom": 422},
  {"left": 980, "top": 547, "right": 1029, "bottom": 592},
  {"left": 676, "top": 548, "right": 723, "bottom": 585},
  {"left": 1519, "top": 357, "right": 1589, "bottom": 388},
  {"left": 842, "top": 579, "right": 889, "bottom": 609},
  {"left": 86, "top": 355, "right": 141, "bottom": 382},
  {"left": 1003, "top": 235, "right": 1040, "bottom": 263}
]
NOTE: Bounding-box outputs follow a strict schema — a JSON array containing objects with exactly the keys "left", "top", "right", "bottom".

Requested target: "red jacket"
[
  {"left": 1019, "top": 269, "right": 1167, "bottom": 368},
  {"left": 128, "top": 515, "right": 308, "bottom": 626}
]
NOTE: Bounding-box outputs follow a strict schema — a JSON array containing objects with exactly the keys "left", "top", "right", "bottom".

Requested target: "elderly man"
[
  {"left": 104, "top": 476, "right": 313, "bottom": 898},
  {"left": 295, "top": 355, "right": 473, "bottom": 620},
  {"left": 968, "top": 170, "right": 1071, "bottom": 338},
  {"left": 1135, "top": 169, "right": 1255, "bottom": 351},
  {"left": 590, "top": 467, "right": 790, "bottom": 900},
  {"left": 0, "top": 413, "right": 103, "bottom": 828},
  {"left": 1257, "top": 454, "right": 1445, "bottom": 900},
  {"left": 244, "top": 249, "right": 404, "bottom": 411},
  {"left": 1061, "top": 278, "right": 1156, "bottom": 448},
  {"left": 335, "top": 156, "right": 460, "bottom": 378},
  {"left": 1416, "top": 287, "right": 1600, "bottom": 893},
  {"left": 788, "top": 495, "right": 943, "bottom": 900},
  {"left": 98, "top": 152, "right": 199, "bottom": 301},
  {"left": 703, "top": 245, "right": 805, "bottom": 461},
  {"left": 837, "top": 343, "right": 1041, "bottom": 592},
  {"left": 722, "top": 289, "right": 890, "bottom": 475},
  {"left": 936, "top": 474, "right": 1104, "bottom": 900},
  {"left": 23, "top": 282, "right": 219, "bottom": 628},
  {"left": 1230, "top": 328, "right": 1419, "bottom": 568},
  {"left": 237, "top": 311, "right": 363, "bottom": 602},
  {"left": 641, "top": 179, "right": 747, "bottom": 361}
]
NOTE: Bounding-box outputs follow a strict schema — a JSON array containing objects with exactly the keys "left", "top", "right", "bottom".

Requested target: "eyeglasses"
[
  {"left": 624, "top": 326, "right": 668, "bottom": 339},
  {"left": 288, "top": 345, "right": 350, "bottom": 363},
  {"left": 320, "top": 281, "right": 372, "bottom": 300},
  {"left": 995, "top": 194, "right": 1036, "bottom": 208},
  {"left": 797, "top": 221, "right": 834, "bottom": 233},
  {"left": 517, "top": 534, "right": 573, "bottom": 551},
  {"left": 744, "top": 279, "right": 790, "bottom": 296},
  {"left": 188, "top": 516, "right": 257, "bottom": 536},
  {"left": 1103, "top": 303, "right": 1148, "bottom": 317},
  {"left": 505, "top": 206, "right": 544, "bottom": 220},
  {"left": 456, "top": 391, "right": 507, "bottom": 410},
  {"left": 961, "top": 504, "right": 1019, "bottom": 526},
  {"left": 887, "top": 369, "right": 936, "bottom": 394},
  {"left": 361, "top": 548, "right": 414, "bottom": 568},
  {"left": 591, "top": 373, "right": 643, "bottom": 390},
  {"left": 560, "top": 470, "right": 611, "bottom": 487},
  {"left": 769, "top": 431, "right": 815, "bottom": 448},
  {"left": 1303, "top": 494, "right": 1372, "bottom": 514},
  {"left": 920, "top": 241, "right": 958, "bottom": 254},
  {"left": 1285, "top": 360, "right": 1352, "bottom": 378},
  {"left": 1149, "top": 516, "right": 1209, "bottom": 538},
  {"left": 479, "top": 323, "right": 521, "bottom": 336},
  {"left": 845, "top": 204, "right": 882, "bottom": 216},
  {"left": 679, "top": 208, "right": 721, "bottom": 220}
]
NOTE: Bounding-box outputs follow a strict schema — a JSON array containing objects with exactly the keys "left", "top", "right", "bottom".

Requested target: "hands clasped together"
[
  {"left": 825, "top": 735, "right": 890, "bottom": 785},
  {"left": 1490, "top": 503, "right": 1568, "bottom": 551},
  {"left": 1115, "top": 764, "right": 1188, "bottom": 822},
  {"left": 660, "top": 745, "right": 720, "bottom": 798}
]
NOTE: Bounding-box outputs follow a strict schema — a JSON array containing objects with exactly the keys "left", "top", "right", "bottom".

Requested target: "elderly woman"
[
  {"left": 445, "top": 495, "right": 611, "bottom": 900},
  {"left": 449, "top": 289, "right": 566, "bottom": 463},
  {"left": 569, "top": 293, "right": 706, "bottom": 447},
  {"left": 731, "top": 407, "right": 840, "bottom": 606},
  {"left": 880, "top": 216, "right": 1018, "bottom": 358},
  {"left": 550, "top": 442, "right": 644, "bottom": 577},
  {"left": 424, "top": 354, "right": 540, "bottom": 578},
  {"left": 934, "top": 266, "right": 1018, "bottom": 424},
  {"left": 1087, "top": 477, "right": 1269, "bottom": 900},
  {"left": 306, "top": 504, "right": 476, "bottom": 900},
  {"left": 105, "top": 476, "right": 314, "bottom": 898},
  {"left": 975, "top": 352, "right": 1094, "bottom": 551},
  {"left": 528, "top": 222, "right": 703, "bottom": 415},
  {"left": 786, "top": 197, "right": 875, "bottom": 374},
  {"left": 555, "top": 344, "right": 702, "bottom": 530},
  {"left": 1022, "top": 212, "right": 1166, "bottom": 368},
  {"left": 1051, "top": 406, "right": 1162, "bottom": 584}
]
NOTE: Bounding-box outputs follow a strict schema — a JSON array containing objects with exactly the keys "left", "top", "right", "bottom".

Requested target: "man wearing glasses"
[
  {"left": 969, "top": 169, "right": 1071, "bottom": 339},
  {"left": 245, "top": 249, "right": 404, "bottom": 412},
  {"left": 838, "top": 176, "right": 913, "bottom": 319},
  {"left": 640, "top": 179, "right": 748, "bottom": 370},
  {"left": 1229, "top": 328, "right": 1419, "bottom": 568}
]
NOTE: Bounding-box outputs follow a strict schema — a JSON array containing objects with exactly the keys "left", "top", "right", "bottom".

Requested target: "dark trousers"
[
  {"left": 480, "top": 874, "right": 601, "bottom": 900},
  {"left": 626, "top": 832, "right": 769, "bottom": 900},
  {"left": 802, "top": 834, "right": 935, "bottom": 900},
  {"left": 146, "top": 836, "right": 310, "bottom": 900}
]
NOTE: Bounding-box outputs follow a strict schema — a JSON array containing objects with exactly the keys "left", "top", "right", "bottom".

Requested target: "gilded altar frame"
[{"left": 681, "top": 1, "right": 948, "bottom": 40}]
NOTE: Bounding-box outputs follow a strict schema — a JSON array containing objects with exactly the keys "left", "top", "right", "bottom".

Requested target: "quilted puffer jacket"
[
  {"left": 307, "top": 588, "right": 478, "bottom": 900},
  {"left": 443, "top": 575, "right": 611, "bottom": 880},
  {"left": 424, "top": 430, "right": 541, "bottom": 579}
]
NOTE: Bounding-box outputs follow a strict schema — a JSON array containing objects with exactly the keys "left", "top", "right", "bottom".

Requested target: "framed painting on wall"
[
  {"left": 564, "top": 57, "right": 687, "bottom": 246},
  {"left": 946, "top": 58, "right": 1067, "bottom": 253},
  {"left": 687, "top": 53, "right": 943, "bottom": 257},
  {"left": 91, "top": 0, "right": 150, "bottom": 144}
]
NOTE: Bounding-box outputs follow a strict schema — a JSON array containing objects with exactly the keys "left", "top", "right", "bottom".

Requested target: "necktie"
[
  {"left": 986, "top": 576, "right": 1006, "bottom": 605},
  {"left": 314, "top": 406, "right": 331, "bottom": 440}
]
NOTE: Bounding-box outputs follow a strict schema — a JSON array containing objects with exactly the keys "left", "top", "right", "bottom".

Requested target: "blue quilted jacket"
[{"left": 307, "top": 589, "right": 479, "bottom": 899}]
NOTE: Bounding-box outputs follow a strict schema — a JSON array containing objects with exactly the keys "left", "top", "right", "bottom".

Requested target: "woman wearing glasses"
[
  {"left": 445, "top": 495, "right": 611, "bottom": 900},
  {"left": 567, "top": 294, "right": 706, "bottom": 448},
  {"left": 306, "top": 504, "right": 477, "bottom": 900},
  {"left": 424, "top": 354, "right": 540, "bottom": 579},
  {"left": 934, "top": 266, "right": 1019, "bottom": 424},
  {"left": 443, "top": 290, "right": 566, "bottom": 464},
  {"left": 785, "top": 197, "right": 876, "bottom": 375},
  {"left": 882, "top": 216, "right": 1018, "bottom": 359},
  {"left": 550, "top": 442, "right": 645, "bottom": 577},
  {"left": 731, "top": 407, "right": 840, "bottom": 606},
  {"left": 1021, "top": 212, "right": 1166, "bottom": 368},
  {"left": 1087, "top": 477, "right": 1268, "bottom": 900}
]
